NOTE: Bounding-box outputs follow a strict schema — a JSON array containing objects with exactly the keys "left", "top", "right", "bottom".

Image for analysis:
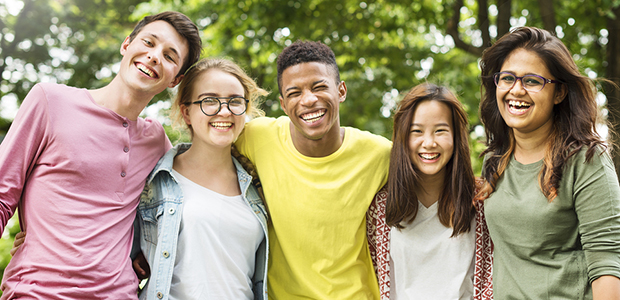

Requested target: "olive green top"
[{"left": 484, "top": 148, "right": 620, "bottom": 300}]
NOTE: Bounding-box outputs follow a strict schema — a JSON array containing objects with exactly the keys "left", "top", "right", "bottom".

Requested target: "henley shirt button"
[
  {"left": 121, "top": 172, "right": 126, "bottom": 177},
  {"left": 123, "top": 146, "right": 129, "bottom": 153},
  {"left": 162, "top": 251, "right": 170, "bottom": 258},
  {"left": 168, "top": 208, "right": 175, "bottom": 214},
  {"left": 156, "top": 292, "right": 163, "bottom": 299},
  {"left": 123, "top": 122, "right": 129, "bottom": 128}
]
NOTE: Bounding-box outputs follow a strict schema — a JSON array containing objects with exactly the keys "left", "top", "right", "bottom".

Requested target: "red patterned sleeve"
[
  {"left": 473, "top": 200, "right": 494, "bottom": 300},
  {"left": 367, "top": 186, "right": 390, "bottom": 299}
]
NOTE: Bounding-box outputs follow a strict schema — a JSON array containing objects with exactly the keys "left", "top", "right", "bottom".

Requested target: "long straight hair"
[
  {"left": 386, "top": 83, "right": 475, "bottom": 236},
  {"left": 479, "top": 27, "right": 609, "bottom": 200}
]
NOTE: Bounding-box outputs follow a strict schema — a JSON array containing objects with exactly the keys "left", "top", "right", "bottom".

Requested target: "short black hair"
[{"left": 276, "top": 40, "right": 340, "bottom": 96}]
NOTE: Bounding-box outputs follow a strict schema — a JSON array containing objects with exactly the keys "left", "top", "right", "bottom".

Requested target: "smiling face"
[
  {"left": 408, "top": 100, "right": 454, "bottom": 181},
  {"left": 496, "top": 48, "right": 564, "bottom": 138},
  {"left": 181, "top": 69, "right": 246, "bottom": 149},
  {"left": 119, "top": 20, "right": 188, "bottom": 96},
  {"left": 279, "top": 62, "right": 346, "bottom": 146}
]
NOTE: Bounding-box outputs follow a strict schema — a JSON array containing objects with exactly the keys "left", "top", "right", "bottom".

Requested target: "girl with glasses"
[
  {"left": 136, "top": 58, "right": 269, "bottom": 300},
  {"left": 479, "top": 26, "right": 620, "bottom": 299}
]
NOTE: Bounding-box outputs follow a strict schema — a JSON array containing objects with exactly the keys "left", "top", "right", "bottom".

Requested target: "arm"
[
  {"left": 592, "top": 275, "right": 620, "bottom": 300},
  {"left": 0, "top": 84, "right": 49, "bottom": 231},
  {"left": 366, "top": 186, "right": 389, "bottom": 300}
]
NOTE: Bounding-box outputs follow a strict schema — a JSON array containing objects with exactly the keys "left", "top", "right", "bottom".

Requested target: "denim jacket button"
[
  {"left": 168, "top": 208, "right": 175, "bottom": 214},
  {"left": 162, "top": 251, "right": 170, "bottom": 258},
  {"left": 156, "top": 292, "right": 163, "bottom": 299}
]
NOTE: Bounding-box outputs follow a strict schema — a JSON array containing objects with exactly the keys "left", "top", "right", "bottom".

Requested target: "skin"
[
  {"left": 279, "top": 62, "right": 347, "bottom": 157},
  {"left": 496, "top": 48, "right": 565, "bottom": 164},
  {"left": 408, "top": 100, "right": 454, "bottom": 208},
  {"left": 89, "top": 20, "right": 189, "bottom": 120},
  {"left": 498, "top": 48, "right": 620, "bottom": 299},
  {"left": 175, "top": 68, "right": 246, "bottom": 197}
]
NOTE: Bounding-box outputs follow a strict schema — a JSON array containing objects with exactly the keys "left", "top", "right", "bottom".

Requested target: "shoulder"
[
  {"left": 245, "top": 116, "right": 285, "bottom": 132},
  {"left": 345, "top": 126, "right": 392, "bottom": 151}
]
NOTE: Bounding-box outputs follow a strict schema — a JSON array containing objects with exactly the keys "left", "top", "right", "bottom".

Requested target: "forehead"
[
  {"left": 137, "top": 21, "right": 189, "bottom": 59},
  {"left": 412, "top": 100, "right": 453, "bottom": 125},
  {"left": 281, "top": 62, "right": 336, "bottom": 88},
  {"left": 501, "top": 48, "right": 551, "bottom": 77},
  {"left": 192, "top": 69, "right": 244, "bottom": 96}
]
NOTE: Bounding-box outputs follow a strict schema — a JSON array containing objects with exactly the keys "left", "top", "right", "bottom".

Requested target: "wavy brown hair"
[
  {"left": 386, "top": 83, "right": 475, "bottom": 236},
  {"left": 479, "top": 27, "right": 609, "bottom": 200}
]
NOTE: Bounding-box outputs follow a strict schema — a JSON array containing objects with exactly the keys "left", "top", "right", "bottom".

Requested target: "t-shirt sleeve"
[
  {"left": 0, "top": 84, "right": 50, "bottom": 231},
  {"left": 573, "top": 150, "right": 620, "bottom": 282}
]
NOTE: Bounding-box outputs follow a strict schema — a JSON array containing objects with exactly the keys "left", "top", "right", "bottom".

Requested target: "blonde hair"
[{"left": 171, "top": 58, "right": 268, "bottom": 135}]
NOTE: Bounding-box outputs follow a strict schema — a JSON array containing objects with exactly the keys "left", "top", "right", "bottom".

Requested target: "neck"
[
  {"left": 177, "top": 142, "right": 234, "bottom": 172},
  {"left": 513, "top": 126, "right": 553, "bottom": 164},
  {"left": 88, "top": 77, "right": 155, "bottom": 120},
  {"left": 416, "top": 172, "right": 445, "bottom": 208},
  {"left": 289, "top": 123, "right": 345, "bottom": 158}
]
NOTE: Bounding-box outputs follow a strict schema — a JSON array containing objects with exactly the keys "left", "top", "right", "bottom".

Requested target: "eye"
[
  {"left": 313, "top": 85, "right": 328, "bottom": 91},
  {"left": 286, "top": 91, "right": 300, "bottom": 98},
  {"left": 164, "top": 54, "right": 176, "bottom": 63},
  {"left": 142, "top": 39, "right": 153, "bottom": 47},
  {"left": 499, "top": 73, "right": 515, "bottom": 83},
  {"left": 202, "top": 97, "right": 220, "bottom": 106},
  {"left": 410, "top": 128, "right": 422, "bottom": 134},
  {"left": 523, "top": 76, "right": 543, "bottom": 86},
  {"left": 229, "top": 97, "right": 245, "bottom": 106}
]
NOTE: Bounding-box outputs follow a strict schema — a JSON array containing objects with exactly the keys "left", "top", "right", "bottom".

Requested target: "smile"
[
  {"left": 300, "top": 109, "right": 326, "bottom": 124},
  {"left": 136, "top": 63, "right": 157, "bottom": 78},
  {"left": 419, "top": 153, "right": 440, "bottom": 160},
  {"left": 210, "top": 121, "right": 232, "bottom": 130},
  {"left": 507, "top": 100, "right": 531, "bottom": 113}
]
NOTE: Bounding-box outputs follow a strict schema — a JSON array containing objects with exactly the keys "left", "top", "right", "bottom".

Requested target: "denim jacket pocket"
[{"left": 139, "top": 205, "right": 163, "bottom": 245}]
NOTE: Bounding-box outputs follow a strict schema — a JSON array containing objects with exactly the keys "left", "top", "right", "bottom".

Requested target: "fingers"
[{"left": 10, "top": 231, "right": 26, "bottom": 256}]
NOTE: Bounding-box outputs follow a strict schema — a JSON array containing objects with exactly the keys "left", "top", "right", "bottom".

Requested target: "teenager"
[
  {"left": 479, "top": 26, "right": 620, "bottom": 299},
  {"left": 0, "top": 11, "right": 201, "bottom": 299}
]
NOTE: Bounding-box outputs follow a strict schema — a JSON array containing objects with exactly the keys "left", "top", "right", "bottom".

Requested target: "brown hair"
[
  {"left": 129, "top": 11, "right": 202, "bottom": 77},
  {"left": 479, "top": 26, "right": 608, "bottom": 200},
  {"left": 386, "top": 83, "right": 475, "bottom": 236}
]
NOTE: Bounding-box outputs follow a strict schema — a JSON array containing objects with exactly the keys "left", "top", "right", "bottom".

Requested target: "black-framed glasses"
[
  {"left": 494, "top": 71, "right": 559, "bottom": 93},
  {"left": 191, "top": 96, "right": 249, "bottom": 116}
]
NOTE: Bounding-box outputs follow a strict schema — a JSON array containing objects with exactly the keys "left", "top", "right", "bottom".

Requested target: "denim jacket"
[{"left": 137, "top": 144, "right": 269, "bottom": 300}]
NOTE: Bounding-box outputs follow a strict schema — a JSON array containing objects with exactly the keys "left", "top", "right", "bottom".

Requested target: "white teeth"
[
  {"left": 301, "top": 110, "right": 326, "bottom": 123},
  {"left": 211, "top": 122, "right": 232, "bottom": 129},
  {"left": 420, "top": 153, "right": 439, "bottom": 160},
  {"left": 508, "top": 100, "right": 531, "bottom": 109},
  {"left": 137, "top": 64, "right": 155, "bottom": 78}
]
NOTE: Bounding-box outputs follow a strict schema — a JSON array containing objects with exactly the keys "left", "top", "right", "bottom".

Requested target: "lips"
[
  {"left": 300, "top": 109, "right": 326, "bottom": 124},
  {"left": 507, "top": 100, "right": 531, "bottom": 113},
  {"left": 419, "top": 153, "right": 440, "bottom": 160},
  {"left": 210, "top": 121, "right": 233, "bottom": 130},
  {"left": 136, "top": 63, "right": 158, "bottom": 79}
]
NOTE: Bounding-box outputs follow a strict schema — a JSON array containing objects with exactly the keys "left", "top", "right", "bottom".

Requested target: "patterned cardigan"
[{"left": 366, "top": 187, "right": 494, "bottom": 300}]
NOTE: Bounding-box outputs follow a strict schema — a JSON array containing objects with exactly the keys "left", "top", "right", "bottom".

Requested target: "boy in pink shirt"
[{"left": 0, "top": 11, "right": 201, "bottom": 299}]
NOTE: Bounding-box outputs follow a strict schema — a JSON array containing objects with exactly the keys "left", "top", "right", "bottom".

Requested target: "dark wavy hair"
[
  {"left": 129, "top": 11, "right": 202, "bottom": 77},
  {"left": 479, "top": 26, "right": 608, "bottom": 200},
  {"left": 276, "top": 40, "right": 340, "bottom": 96},
  {"left": 386, "top": 83, "right": 475, "bottom": 236}
]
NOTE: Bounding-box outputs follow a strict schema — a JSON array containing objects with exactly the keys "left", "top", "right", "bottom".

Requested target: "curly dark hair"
[
  {"left": 479, "top": 26, "right": 608, "bottom": 200},
  {"left": 276, "top": 40, "right": 340, "bottom": 96}
]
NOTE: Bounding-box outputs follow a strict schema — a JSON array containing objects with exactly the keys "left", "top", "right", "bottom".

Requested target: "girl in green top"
[{"left": 479, "top": 26, "right": 620, "bottom": 299}]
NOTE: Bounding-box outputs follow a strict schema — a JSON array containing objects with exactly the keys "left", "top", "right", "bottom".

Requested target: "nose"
[
  {"left": 217, "top": 102, "right": 233, "bottom": 116},
  {"left": 421, "top": 133, "right": 436, "bottom": 148},
  {"left": 147, "top": 50, "right": 161, "bottom": 64},
  {"left": 299, "top": 90, "right": 318, "bottom": 106},
  {"left": 509, "top": 78, "right": 527, "bottom": 95}
]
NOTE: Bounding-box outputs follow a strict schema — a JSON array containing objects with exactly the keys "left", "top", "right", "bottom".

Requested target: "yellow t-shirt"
[{"left": 236, "top": 116, "right": 391, "bottom": 299}]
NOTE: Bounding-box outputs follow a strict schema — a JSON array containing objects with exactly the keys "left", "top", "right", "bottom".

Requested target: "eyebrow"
[
  {"left": 148, "top": 33, "right": 180, "bottom": 59},
  {"left": 198, "top": 92, "right": 244, "bottom": 98},
  {"left": 411, "top": 122, "right": 451, "bottom": 127},
  {"left": 284, "top": 79, "right": 328, "bottom": 93}
]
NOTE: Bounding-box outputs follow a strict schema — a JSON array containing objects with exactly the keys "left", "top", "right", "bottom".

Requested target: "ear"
[
  {"left": 553, "top": 84, "right": 567, "bottom": 105},
  {"left": 169, "top": 74, "right": 184, "bottom": 88},
  {"left": 120, "top": 36, "right": 131, "bottom": 56},
  {"left": 338, "top": 81, "right": 347, "bottom": 103},
  {"left": 279, "top": 95, "right": 288, "bottom": 115},
  {"left": 180, "top": 104, "right": 192, "bottom": 125}
]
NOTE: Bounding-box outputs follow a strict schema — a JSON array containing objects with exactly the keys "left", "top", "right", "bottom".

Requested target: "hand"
[
  {"left": 10, "top": 231, "right": 26, "bottom": 256},
  {"left": 132, "top": 251, "right": 151, "bottom": 280},
  {"left": 473, "top": 177, "right": 492, "bottom": 202}
]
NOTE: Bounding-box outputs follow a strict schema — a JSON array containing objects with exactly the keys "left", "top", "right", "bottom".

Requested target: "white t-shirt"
[
  {"left": 169, "top": 169, "right": 264, "bottom": 300},
  {"left": 389, "top": 201, "right": 475, "bottom": 300}
]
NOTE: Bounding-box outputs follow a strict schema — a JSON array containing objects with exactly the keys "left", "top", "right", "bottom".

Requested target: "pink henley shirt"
[{"left": 0, "top": 83, "right": 171, "bottom": 299}]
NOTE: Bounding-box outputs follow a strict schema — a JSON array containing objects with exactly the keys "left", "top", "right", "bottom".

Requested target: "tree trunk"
[
  {"left": 537, "top": 0, "right": 557, "bottom": 33},
  {"left": 496, "top": 0, "right": 512, "bottom": 38},
  {"left": 606, "top": 5, "right": 620, "bottom": 180}
]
